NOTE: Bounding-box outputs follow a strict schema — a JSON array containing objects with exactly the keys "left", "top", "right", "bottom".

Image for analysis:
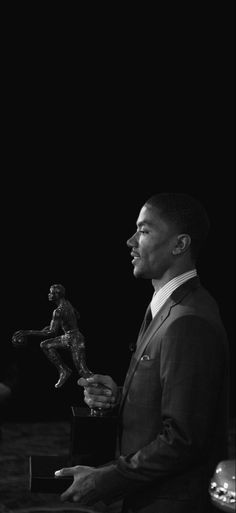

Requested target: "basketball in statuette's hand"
[{"left": 12, "top": 331, "right": 27, "bottom": 347}]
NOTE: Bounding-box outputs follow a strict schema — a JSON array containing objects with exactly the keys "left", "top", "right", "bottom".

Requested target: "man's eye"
[{"left": 139, "top": 230, "right": 149, "bottom": 234}]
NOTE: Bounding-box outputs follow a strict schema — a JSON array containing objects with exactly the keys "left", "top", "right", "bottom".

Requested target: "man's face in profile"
[
  {"left": 127, "top": 204, "right": 178, "bottom": 280},
  {"left": 48, "top": 286, "right": 61, "bottom": 302}
]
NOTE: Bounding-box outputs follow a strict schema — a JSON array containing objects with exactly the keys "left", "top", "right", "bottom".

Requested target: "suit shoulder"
[{"left": 174, "top": 285, "right": 225, "bottom": 329}]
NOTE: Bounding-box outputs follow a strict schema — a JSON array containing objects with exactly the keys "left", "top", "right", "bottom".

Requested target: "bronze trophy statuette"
[{"left": 12, "top": 283, "right": 103, "bottom": 415}]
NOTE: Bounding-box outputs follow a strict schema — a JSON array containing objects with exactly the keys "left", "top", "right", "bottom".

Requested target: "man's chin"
[
  {"left": 133, "top": 264, "right": 151, "bottom": 279},
  {"left": 133, "top": 266, "right": 144, "bottom": 278}
]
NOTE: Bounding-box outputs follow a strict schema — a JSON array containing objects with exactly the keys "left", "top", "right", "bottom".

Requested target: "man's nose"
[{"left": 127, "top": 233, "right": 137, "bottom": 247}]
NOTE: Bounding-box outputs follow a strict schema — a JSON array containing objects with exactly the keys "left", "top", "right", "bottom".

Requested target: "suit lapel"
[
  {"left": 120, "top": 277, "right": 200, "bottom": 410},
  {"left": 120, "top": 299, "right": 173, "bottom": 410}
]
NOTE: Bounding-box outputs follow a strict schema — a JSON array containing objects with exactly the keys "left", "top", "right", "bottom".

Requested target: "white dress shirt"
[{"left": 150, "top": 269, "right": 197, "bottom": 319}]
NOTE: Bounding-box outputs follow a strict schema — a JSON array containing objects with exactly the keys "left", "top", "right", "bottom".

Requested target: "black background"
[{"left": 1, "top": 4, "right": 235, "bottom": 420}]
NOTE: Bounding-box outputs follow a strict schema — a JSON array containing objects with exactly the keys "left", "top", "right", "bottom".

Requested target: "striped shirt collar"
[{"left": 150, "top": 269, "right": 197, "bottom": 318}]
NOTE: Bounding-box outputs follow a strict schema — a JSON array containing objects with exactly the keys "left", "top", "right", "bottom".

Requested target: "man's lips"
[{"left": 131, "top": 252, "right": 140, "bottom": 263}]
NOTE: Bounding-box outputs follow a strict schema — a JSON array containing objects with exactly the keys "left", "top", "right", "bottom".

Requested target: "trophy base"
[{"left": 70, "top": 406, "right": 117, "bottom": 466}]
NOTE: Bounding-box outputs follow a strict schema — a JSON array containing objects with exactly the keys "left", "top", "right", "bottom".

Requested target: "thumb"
[
  {"left": 77, "top": 377, "right": 89, "bottom": 387},
  {"left": 77, "top": 374, "right": 108, "bottom": 388},
  {"left": 86, "top": 374, "right": 112, "bottom": 388},
  {"left": 54, "top": 467, "right": 74, "bottom": 478}
]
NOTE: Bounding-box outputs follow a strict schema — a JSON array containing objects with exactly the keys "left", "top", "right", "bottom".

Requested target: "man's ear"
[{"left": 172, "top": 234, "right": 191, "bottom": 255}]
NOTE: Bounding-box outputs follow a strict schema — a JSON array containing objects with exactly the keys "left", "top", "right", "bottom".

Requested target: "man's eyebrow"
[{"left": 136, "top": 220, "right": 153, "bottom": 228}]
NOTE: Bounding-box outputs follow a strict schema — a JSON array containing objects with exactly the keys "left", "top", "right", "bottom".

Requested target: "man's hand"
[
  {"left": 55, "top": 465, "right": 98, "bottom": 504},
  {"left": 78, "top": 374, "right": 119, "bottom": 410}
]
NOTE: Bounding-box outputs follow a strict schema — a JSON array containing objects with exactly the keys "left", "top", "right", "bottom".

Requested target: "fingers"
[
  {"left": 60, "top": 483, "right": 75, "bottom": 502},
  {"left": 84, "top": 384, "right": 116, "bottom": 409},
  {"left": 77, "top": 377, "right": 89, "bottom": 387},
  {"left": 55, "top": 468, "right": 76, "bottom": 500},
  {"left": 78, "top": 375, "right": 117, "bottom": 395},
  {"left": 78, "top": 374, "right": 113, "bottom": 389},
  {"left": 85, "top": 387, "right": 114, "bottom": 404},
  {"left": 60, "top": 486, "right": 85, "bottom": 503},
  {"left": 55, "top": 466, "right": 95, "bottom": 503},
  {"left": 85, "top": 397, "right": 114, "bottom": 409},
  {"left": 84, "top": 385, "right": 113, "bottom": 397},
  {"left": 78, "top": 379, "right": 111, "bottom": 398},
  {"left": 77, "top": 374, "right": 118, "bottom": 410}
]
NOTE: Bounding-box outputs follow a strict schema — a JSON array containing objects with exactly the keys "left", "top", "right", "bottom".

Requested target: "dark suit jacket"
[{"left": 95, "top": 278, "right": 229, "bottom": 512}]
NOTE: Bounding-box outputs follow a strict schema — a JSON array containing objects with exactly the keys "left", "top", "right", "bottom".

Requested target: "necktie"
[
  {"left": 142, "top": 304, "right": 152, "bottom": 333},
  {"left": 129, "top": 303, "right": 153, "bottom": 353}
]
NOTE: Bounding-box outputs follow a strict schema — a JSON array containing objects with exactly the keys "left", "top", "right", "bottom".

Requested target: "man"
[
  {"left": 12, "top": 284, "right": 92, "bottom": 388},
  {"left": 55, "top": 193, "right": 230, "bottom": 512}
]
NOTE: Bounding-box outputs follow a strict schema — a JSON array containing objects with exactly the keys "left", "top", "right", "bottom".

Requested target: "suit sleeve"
[{"left": 94, "top": 315, "right": 228, "bottom": 502}]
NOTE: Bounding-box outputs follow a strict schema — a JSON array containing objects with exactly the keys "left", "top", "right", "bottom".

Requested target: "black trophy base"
[
  {"left": 29, "top": 406, "right": 118, "bottom": 493},
  {"left": 70, "top": 406, "right": 117, "bottom": 466},
  {"left": 29, "top": 455, "right": 73, "bottom": 493}
]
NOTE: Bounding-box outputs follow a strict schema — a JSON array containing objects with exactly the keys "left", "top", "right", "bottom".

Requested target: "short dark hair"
[
  {"left": 145, "top": 193, "right": 210, "bottom": 260},
  {"left": 51, "top": 284, "right": 66, "bottom": 297}
]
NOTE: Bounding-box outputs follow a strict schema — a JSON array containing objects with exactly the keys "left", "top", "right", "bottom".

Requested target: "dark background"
[{"left": 1, "top": 4, "right": 235, "bottom": 420}]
